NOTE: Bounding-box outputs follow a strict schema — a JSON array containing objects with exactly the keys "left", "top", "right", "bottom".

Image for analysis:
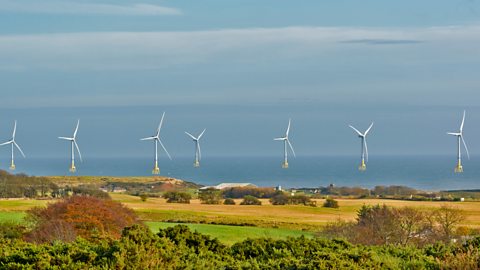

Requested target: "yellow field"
[
  {"left": 2, "top": 194, "right": 479, "bottom": 231},
  {"left": 110, "top": 194, "right": 480, "bottom": 230}
]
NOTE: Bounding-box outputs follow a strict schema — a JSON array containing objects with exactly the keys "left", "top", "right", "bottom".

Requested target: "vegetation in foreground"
[{"left": 1, "top": 224, "right": 480, "bottom": 269}]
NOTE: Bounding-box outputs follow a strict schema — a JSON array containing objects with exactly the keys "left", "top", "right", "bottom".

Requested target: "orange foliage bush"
[{"left": 26, "top": 196, "right": 140, "bottom": 243}]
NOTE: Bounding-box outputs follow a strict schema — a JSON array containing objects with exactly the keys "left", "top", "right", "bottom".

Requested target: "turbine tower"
[
  {"left": 274, "top": 118, "right": 296, "bottom": 169},
  {"left": 447, "top": 110, "right": 470, "bottom": 173},
  {"left": 141, "top": 112, "right": 171, "bottom": 174},
  {"left": 185, "top": 129, "right": 206, "bottom": 167},
  {"left": 349, "top": 122, "right": 374, "bottom": 171},
  {"left": 58, "top": 120, "right": 82, "bottom": 173},
  {"left": 0, "top": 121, "right": 26, "bottom": 170}
]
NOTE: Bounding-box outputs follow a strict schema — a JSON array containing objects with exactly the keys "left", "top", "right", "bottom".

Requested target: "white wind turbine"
[
  {"left": 0, "top": 121, "right": 26, "bottom": 170},
  {"left": 185, "top": 129, "right": 206, "bottom": 168},
  {"left": 274, "top": 118, "right": 296, "bottom": 169},
  {"left": 141, "top": 112, "right": 172, "bottom": 174},
  {"left": 447, "top": 110, "right": 470, "bottom": 173},
  {"left": 58, "top": 120, "right": 82, "bottom": 173},
  {"left": 349, "top": 122, "right": 374, "bottom": 171}
]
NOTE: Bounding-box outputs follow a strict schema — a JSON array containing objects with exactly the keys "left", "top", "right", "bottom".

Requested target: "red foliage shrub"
[{"left": 25, "top": 196, "right": 140, "bottom": 243}]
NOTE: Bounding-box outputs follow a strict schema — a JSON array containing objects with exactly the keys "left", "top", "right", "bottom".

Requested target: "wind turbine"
[
  {"left": 185, "top": 129, "right": 206, "bottom": 168},
  {"left": 141, "top": 112, "right": 172, "bottom": 174},
  {"left": 58, "top": 120, "right": 82, "bottom": 173},
  {"left": 0, "top": 121, "right": 26, "bottom": 170},
  {"left": 447, "top": 110, "right": 470, "bottom": 173},
  {"left": 274, "top": 118, "right": 296, "bottom": 169},
  {"left": 349, "top": 122, "right": 374, "bottom": 171}
]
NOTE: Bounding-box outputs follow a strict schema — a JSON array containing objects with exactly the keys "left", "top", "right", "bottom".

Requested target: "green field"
[
  {"left": 0, "top": 211, "right": 26, "bottom": 223},
  {"left": 146, "top": 222, "right": 313, "bottom": 245}
]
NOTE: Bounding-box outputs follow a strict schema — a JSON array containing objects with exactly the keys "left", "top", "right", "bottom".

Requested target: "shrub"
[
  {"left": 223, "top": 187, "right": 276, "bottom": 199},
  {"left": 163, "top": 191, "right": 191, "bottom": 203},
  {"left": 139, "top": 193, "right": 148, "bottom": 202},
  {"left": 270, "top": 192, "right": 289, "bottom": 205},
  {"left": 72, "top": 186, "right": 111, "bottom": 199},
  {"left": 270, "top": 193, "right": 316, "bottom": 206},
  {"left": 198, "top": 188, "right": 223, "bottom": 204},
  {"left": 0, "top": 221, "right": 25, "bottom": 240},
  {"left": 223, "top": 198, "right": 236, "bottom": 205},
  {"left": 25, "top": 195, "right": 140, "bottom": 243},
  {"left": 240, "top": 195, "right": 261, "bottom": 205},
  {"left": 323, "top": 197, "right": 339, "bottom": 208}
]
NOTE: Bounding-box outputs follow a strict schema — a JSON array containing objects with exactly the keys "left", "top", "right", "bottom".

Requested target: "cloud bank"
[
  {"left": 0, "top": 26, "right": 479, "bottom": 70},
  {"left": 0, "top": 1, "right": 181, "bottom": 16}
]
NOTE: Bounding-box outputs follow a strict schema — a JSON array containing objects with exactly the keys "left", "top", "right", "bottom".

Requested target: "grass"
[
  {"left": 0, "top": 211, "right": 26, "bottom": 223},
  {"left": 146, "top": 221, "right": 313, "bottom": 245}
]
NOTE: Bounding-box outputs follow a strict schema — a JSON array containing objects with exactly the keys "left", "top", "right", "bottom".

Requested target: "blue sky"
[{"left": 0, "top": 0, "right": 480, "bottom": 160}]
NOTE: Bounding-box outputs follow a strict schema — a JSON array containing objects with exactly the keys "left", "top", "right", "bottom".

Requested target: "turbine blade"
[
  {"left": 274, "top": 137, "right": 286, "bottom": 141},
  {"left": 460, "top": 110, "right": 466, "bottom": 132},
  {"left": 12, "top": 121, "right": 17, "bottom": 139},
  {"left": 158, "top": 139, "right": 172, "bottom": 160},
  {"left": 140, "top": 136, "right": 156, "bottom": 141},
  {"left": 58, "top": 137, "right": 73, "bottom": 141},
  {"left": 286, "top": 119, "right": 291, "bottom": 137},
  {"left": 0, "top": 140, "right": 12, "bottom": 146},
  {"left": 287, "top": 139, "right": 296, "bottom": 158},
  {"left": 74, "top": 140, "right": 82, "bottom": 162},
  {"left": 364, "top": 139, "right": 369, "bottom": 162},
  {"left": 447, "top": 132, "right": 460, "bottom": 136},
  {"left": 349, "top": 125, "right": 363, "bottom": 136},
  {"left": 198, "top": 129, "right": 206, "bottom": 140},
  {"left": 157, "top": 112, "right": 165, "bottom": 137},
  {"left": 73, "top": 120, "right": 80, "bottom": 138},
  {"left": 13, "top": 142, "right": 26, "bottom": 158},
  {"left": 461, "top": 136, "right": 470, "bottom": 160},
  {"left": 364, "top": 122, "right": 374, "bottom": 136},
  {"left": 185, "top": 132, "right": 196, "bottom": 140}
]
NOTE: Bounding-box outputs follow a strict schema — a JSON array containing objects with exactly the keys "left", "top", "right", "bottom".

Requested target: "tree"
[
  {"left": 223, "top": 198, "right": 236, "bottom": 205},
  {"left": 198, "top": 188, "right": 223, "bottom": 204},
  {"left": 323, "top": 198, "right": 339, "bottom": 208},
  {"left": 25, "top": 195, "right": 140, "bottom": 243},
  {"left": 432, "top": 205, "right": 465, "bottom": 241},
  {"left": 163, "top": 191, "right": 191, "bottom": 203},
  {"left": 240, "top": 195, "right": 261, "bottom": 205}
]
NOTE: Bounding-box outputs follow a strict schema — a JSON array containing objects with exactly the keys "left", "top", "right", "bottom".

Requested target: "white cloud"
[
  {"left": 0, "top": 1, "right": 181, "bottom": 15},
  {"left": 0, "top": 25, "right": 479, "bottom": 71}
]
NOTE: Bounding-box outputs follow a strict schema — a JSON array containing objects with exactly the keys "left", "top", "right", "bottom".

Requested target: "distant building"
[{"left": 199, "top": 183, "right": 257, "bottom": 190}]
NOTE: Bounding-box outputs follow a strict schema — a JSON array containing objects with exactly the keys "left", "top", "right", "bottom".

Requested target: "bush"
[
  {"left": 139, "top": 193, "right": 148, "bottom": 202},
  {"left": 240, "top": 195, "right": 261, "bottom": 205},
  {"left": 223, "top": 187, "right": 276, "bottom": 199},
  {"left": 323, "top": 197, "right": 339, "bottom": 208},
  {"left": 0, "top": 221, "right": 25, "bottom": 240},
  {"left": 25, "top": 195, "right": 140, "bottom": 243},
  {"left": 270, "top": 192, "right": 289, "bottom": 205},
  {"left": 198, "top": 188, "right": 223, "bottom": 204},
  {"left": 163, "top": 191, "right": 191, "bottom": 203},
  {"left": 223, "top": 198, "right": 236, "bottom": 205},
  {"left": 270, "top": 193, "right": 316, "bottom": 206}
]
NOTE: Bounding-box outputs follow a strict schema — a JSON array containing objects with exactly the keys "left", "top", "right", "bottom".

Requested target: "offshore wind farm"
[{"left": 0, "top": 110, "right": 477, "bottom": 191}]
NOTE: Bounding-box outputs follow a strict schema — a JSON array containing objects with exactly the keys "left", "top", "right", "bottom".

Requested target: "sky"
[{"left": 0, "top": 0, "right": 480, "bottom": 160}]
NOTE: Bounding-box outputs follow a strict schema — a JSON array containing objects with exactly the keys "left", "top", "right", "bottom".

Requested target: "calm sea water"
[{"left": 0, "top": 156, "right": 478, "bottom": 191}]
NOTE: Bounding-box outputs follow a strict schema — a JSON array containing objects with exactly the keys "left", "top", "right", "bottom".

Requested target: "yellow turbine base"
[
  {"left": 9, "top": 162, "right": 15, "bottom": 170},
  {"left": 152, "top": 166, "right": 160, "bottom": 175},
  {"left": 69, "top": 165, "right": 76, "bottom": 173},
  {"left": 194, "top": 161, "right": 200, "bottom": 168},
  {"left": 455, "top": 162, "right": 463, "bottom": 173},
  {"left": 358, "top": 160, "right": 366, "bottom": 171},
  {"left": 282, "top": 162, "right": 289, "bottom": 169}
]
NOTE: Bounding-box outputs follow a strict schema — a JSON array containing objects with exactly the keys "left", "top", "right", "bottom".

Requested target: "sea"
[{"left": 0, "top": 156, "right": 478, "bottom": 191}]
